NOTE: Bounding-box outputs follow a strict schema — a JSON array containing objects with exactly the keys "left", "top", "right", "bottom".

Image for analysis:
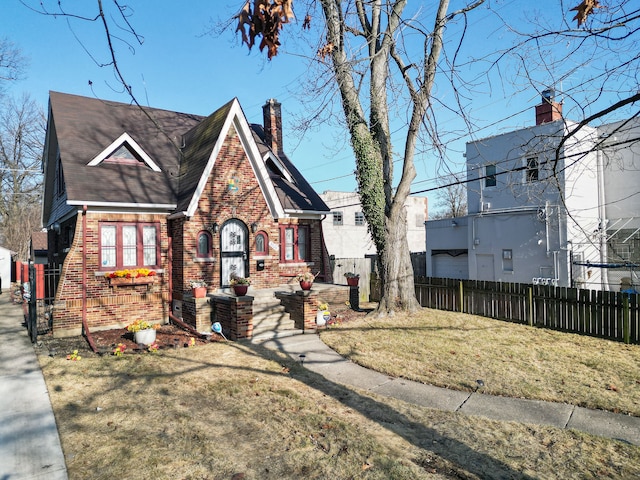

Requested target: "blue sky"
[{"left": 1, "top": 0, "right": 633, "bottom": 199}]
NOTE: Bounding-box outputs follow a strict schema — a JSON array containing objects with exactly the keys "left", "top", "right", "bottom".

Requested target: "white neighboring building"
[
  {"left": 426, "top": 90, "right": 639, "bottom": 291},
  {"left": 599, "top": 117, "right": 640, "bottom": 290},
  {"left": 0, "top": 246, "right": 14, "bottom": 292},
  {"left": 320, "top": 191, "right": 428, "bottom": 258}
]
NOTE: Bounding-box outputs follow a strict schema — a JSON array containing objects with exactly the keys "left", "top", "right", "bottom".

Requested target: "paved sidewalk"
[
  {"left": 0, "top": 291, "right": 68, "bottom": 480},
  {"left": 257, "top": 333, "right": 640, "bottom": 446}
]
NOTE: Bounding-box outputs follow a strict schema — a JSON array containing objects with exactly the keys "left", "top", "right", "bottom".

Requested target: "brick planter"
[{"left": 211, "top": 294, "right": 254, "bottom": 340}]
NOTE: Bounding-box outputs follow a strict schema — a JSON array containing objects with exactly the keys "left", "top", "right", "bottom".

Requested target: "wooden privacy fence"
[{"left": 414, "top": 276, "right": 639, "bottom": 344}]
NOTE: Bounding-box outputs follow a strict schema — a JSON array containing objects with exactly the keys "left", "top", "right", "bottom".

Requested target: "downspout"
[
  {"left": 596, "top": 147, "right": 609, "bottom": 290},
  {"left": 318, "top": 215, "right": 332, "bottom": 282},
  {"left": 168, "top": 234, "right": 173, "bottom": 312},
  {"left": 82, "top": 205, "right": 97, "bottom": 352},
  {"left": 545, "top": 201, "right": 551, "bottom": 257}
]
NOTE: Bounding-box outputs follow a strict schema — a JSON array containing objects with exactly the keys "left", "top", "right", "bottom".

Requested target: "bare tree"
[
  {"left": 0, "top": 38, "right": 26, "bottom": 86},
  {"left": 236, "top": 0, "right": 486, "bottom": 314},
  {"left": 0, "top": 95, "right": 44, "bottom": 259},
  {"left": 431, "top": 175, "right": 467, "bottom": 219}
]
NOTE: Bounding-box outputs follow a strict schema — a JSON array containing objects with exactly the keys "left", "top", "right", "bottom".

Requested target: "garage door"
[{"left": 433, "top": 254, "right": 468, "bottom": 279}]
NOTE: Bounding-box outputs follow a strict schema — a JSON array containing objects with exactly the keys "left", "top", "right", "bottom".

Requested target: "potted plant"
[
  {"left": 316, "top": 301, "right": 330, "bottom": 327},
  {"left": 229, "top": 274, "right": 250, "bottom": 296},
  {"left": 126, "top": 319, "right": 159, "bottom": 345},
  {"left": 189, "top": 280, "right": 208, "bottom": 298},
  {"left": 297, "top": 270, "right": 317, "bottom": 291},
  {"left": 344, "top": 272, "right": 360, "bottom": 286}
]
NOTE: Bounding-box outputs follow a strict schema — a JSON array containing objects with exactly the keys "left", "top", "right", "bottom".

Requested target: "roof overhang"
[
  {"left": 283, "top": 209, "right": 329, "bottom": 218},
  {"left": 67, "top": 200, "right": 176, "bottom": 209}
]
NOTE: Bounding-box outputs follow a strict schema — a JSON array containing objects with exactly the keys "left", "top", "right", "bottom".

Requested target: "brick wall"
[
  {"left": 52, "top": 212, "right": 170, "bottom": 338},
  {"left": 178, "top": 124, "right": 328, "bottom": 293},
  {"left": 211, "top": 295, "right": 253, "bottom": 340},
  {"left": 182, "top": 296, "right": 212, "bottom": 333}
]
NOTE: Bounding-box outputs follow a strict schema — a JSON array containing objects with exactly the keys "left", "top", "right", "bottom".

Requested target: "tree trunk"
[{"left": 375, "top": 196, "right": 421, "bottom": 315}]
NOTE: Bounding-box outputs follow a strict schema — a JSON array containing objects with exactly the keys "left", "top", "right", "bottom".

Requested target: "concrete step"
[
  {"left": 253, "top": 311, "right": 292, "bottom": 330},
  {"left": 253, "top": 303, "right": 288, "bottom": 318},
  {"left": 249, "top": 289, "right": 298, "bottom": 339}
]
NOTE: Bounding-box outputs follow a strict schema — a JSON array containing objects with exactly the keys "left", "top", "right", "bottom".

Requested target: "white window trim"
[{"left": 87, "top": 132, "right": 161, "bottom": 172}]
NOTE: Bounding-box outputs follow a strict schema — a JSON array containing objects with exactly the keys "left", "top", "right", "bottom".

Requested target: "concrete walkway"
[
  {"left": 257, "top": 333, "right": 640, "bottom": 446},
  {"left": 0, "top": 291, "right": 68, "bottom": 480}
]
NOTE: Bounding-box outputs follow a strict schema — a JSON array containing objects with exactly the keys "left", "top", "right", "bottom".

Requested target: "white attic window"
[{"left": 87, "top": 132, "right": 161, "bottom": 172}]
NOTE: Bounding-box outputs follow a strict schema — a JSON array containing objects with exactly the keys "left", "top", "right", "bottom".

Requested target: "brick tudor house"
[{"left": 42, "top": 91, "right": 336, "bottom": 338}]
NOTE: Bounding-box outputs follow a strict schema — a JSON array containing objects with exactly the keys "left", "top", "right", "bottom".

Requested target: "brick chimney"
[
  {"left": 535, "top": 89, "right": 562, "bottom": 125},
  {"left": 263, "top": 98, "right": 283, "bottom": 155}
]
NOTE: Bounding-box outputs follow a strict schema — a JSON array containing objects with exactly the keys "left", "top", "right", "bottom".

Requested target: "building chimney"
[
  {"left": 535, "top": 89, "right": 562, "bottom": 125},
  {"left": 263, "top": 98, "right": 283, "bottom": 155}
]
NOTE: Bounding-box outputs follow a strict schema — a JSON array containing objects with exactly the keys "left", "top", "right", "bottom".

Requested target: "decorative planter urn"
[
  {"left": 192, "top": 286, "right": 207, "bottom": 298},
  {"left": 346, "top": 276, "right": 359, "bottom": 287},
  {"left": 316, "top": 310, "right": 330, "bottom": 327},
  {"left": 134, "top": 328, "right": 156, "bottom": 346},
  {"left": 233, "top": 285, "right": 249, "bottom": 296},
  {"left": 299, "top": 281, "right": 313, "bottom": 291}
]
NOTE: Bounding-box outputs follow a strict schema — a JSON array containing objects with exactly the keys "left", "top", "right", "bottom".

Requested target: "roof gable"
[
  {"left": 176, "top": 98, "right": 285, "bottom": 218},
  {"left": 87, "top": 132, "right": 161, "bottom": 171}
]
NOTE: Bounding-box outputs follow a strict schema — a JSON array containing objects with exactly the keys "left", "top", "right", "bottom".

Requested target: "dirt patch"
[
  {"left": 35, "top": 323, "right": 219, "bottom": 357},
  {"left": 34, "top": 303, "right": 374, "bottom": 358},
  {"left": 327, "top": 302, "right": 376, "bottom": 326}
]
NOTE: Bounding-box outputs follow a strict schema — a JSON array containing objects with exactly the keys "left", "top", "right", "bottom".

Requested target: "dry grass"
[
  {"left": 320, "top": 308, "right": 640, "bottom": 416},
  {"left": 40, "top": 338, "right": 640, "bottom": 480}
]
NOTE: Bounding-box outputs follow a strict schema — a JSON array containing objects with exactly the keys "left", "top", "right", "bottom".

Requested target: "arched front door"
[{"left": 220, "top": 219, "right": 249, "bottom": 287}]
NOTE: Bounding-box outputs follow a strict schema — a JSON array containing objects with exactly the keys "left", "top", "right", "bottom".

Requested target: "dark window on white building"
[
  {"left": 526, "top": 157, "right": 539, "bottom": 182},
  {"left": 485, "top": 164, "right": 497, "bottom": 187}
]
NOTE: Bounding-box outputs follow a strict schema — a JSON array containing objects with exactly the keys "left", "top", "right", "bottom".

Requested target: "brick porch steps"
[
  {"left": 251, "top": 288, "right": 302, "bottom": 341},
  {"left": 247, "top": 283, "right": 352, "bottom": 343}
]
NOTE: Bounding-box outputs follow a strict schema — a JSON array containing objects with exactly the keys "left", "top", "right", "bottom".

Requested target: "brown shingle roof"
[
  {"left": 175, "top": 99, "right": 234, "bottom": 212},
  {"left": 50, "top": 91, "right": 203, "bottom": 206},
  {"left": 31, "top": 231, "right": 48, "bottom": 251},
  {"left": 250, "top": 124, "right": 328, "bottom": 213},
  {"left": 47, "top": 92, "right": 328, "bottom": 215}
]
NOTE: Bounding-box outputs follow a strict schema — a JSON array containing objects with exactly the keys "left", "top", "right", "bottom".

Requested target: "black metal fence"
[{"left": 26, "top": 264, "right": 61, "bottom": 342}]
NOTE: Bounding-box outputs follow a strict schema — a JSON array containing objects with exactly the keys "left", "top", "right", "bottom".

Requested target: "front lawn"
[
  {"left": 38, "top": 332, "right": 640, "bottom": 479},
  {"left": 320, "top": 308, "right": 640, "bottom": 416}
]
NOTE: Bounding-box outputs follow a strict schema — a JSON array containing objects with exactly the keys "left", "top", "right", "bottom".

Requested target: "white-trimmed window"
[
  {"left": 502, "top": 249, "right": 513, "bottom": 272},
  {"left": 333, "top": 211, "right": 343, "bottom": 225},
  {"left": 100, "top": 222, "right": 160, "bottom": 269},
  {"left": 355, "top": 212, "right": 365, "bottom": 226},
  {"left": 280, "top": 225, "right": 309, "bottom": 262}
]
